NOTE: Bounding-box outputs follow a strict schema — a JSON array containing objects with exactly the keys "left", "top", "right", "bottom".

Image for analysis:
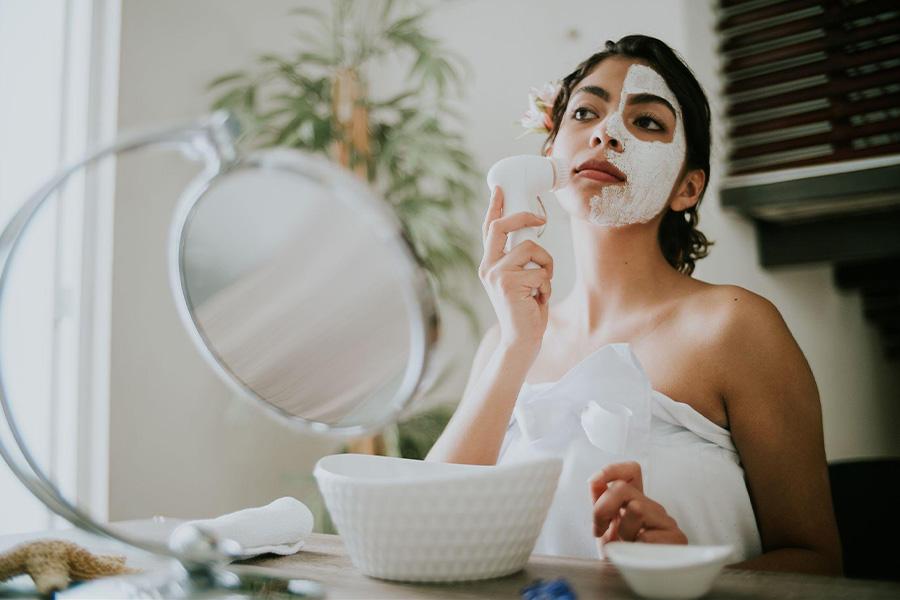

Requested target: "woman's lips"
[
  {"left": 575, "top": 170, "right": 625, "bottom": 183},
  {"left": 573, "top": 159, "right": 627, "bottom": 184}
]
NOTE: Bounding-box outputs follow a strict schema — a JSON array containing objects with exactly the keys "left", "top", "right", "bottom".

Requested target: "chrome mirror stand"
[{"left": 0, "top": 112, "right": 322, "bottom": 598}]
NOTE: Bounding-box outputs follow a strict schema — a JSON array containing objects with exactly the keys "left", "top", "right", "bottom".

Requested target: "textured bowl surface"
[
  {"left": 314, "top": 454, "right": 562, "bottom": 582},
  {"left": 605, "top": 542, "right": 734, "bottom": 599}
]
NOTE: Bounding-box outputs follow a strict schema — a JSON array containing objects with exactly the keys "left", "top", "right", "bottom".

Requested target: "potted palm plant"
[{"left": 208, "top": 0, "right": 480, "bottom": 460}]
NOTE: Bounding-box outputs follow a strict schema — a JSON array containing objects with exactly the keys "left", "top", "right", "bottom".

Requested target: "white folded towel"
[{"left": 170, "top": 497, "right": 314, "bottom": 560}]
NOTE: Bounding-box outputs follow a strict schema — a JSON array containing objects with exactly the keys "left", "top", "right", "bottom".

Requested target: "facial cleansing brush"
[{"left": 486, "top": 155, "right": 571, "bottom": 270}]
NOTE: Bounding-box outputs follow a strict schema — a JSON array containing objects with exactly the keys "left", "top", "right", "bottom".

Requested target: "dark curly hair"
[{"left": 542, "top": 35, "right": 712, "bottom": 275}]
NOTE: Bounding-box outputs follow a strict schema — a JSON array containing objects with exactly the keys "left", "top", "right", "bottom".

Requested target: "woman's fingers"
[
  {"left": 616, "top": 498, "right": 677, "bottom": 541},
  {"left": 592, "top": 480, "right": 641, "bottom": 537},
  {"left": 483, "top": 212, "right": 546, "bottom": 265},
  {"left": 616, "top": 501, "right": 646, "bottom": 542},
  {"left": 515, "top": 268, "right": 551, "bottom": 290},
  {"left": 536, "top": 280, "right": 552, "bottom": 305},
  {"left": 483, "top": 245, "right": 553, "bottom": 302},
  {"left": 494, "top": 239, "right": 554, "bottom": 274},
  {"left": 590, "top": 463, "right": 647, "bottom": 540},
  {"left": 636, "top": 528, "right": 688, "bottom": 545},
  {"left": 589, "top": 461, "right": 644, "bottom": 502},
  {"left": 599, "top": 516, "right": 620, "bottom": 545},
  {"left": 482, "top": 186, "right": 504, "bottom": 242},
  {"left": 591, "top": 480, "right": 687, "bottom": 545},
  {"left": 502, "top": 270, "right": 551, "bottom": 301}
]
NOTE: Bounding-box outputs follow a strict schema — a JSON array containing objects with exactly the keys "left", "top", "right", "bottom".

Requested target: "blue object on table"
[{"left": 521, "top": 578, "right": 577, "bottom": 600}]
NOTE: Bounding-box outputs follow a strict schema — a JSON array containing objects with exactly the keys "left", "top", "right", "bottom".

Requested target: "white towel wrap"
[{"left": 498, "top": 343, "right": 761, "bottom": 562}]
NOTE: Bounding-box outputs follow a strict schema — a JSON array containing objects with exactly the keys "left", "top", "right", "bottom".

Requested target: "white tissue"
[{"left": 171, "top": 496, "right": 314, "bottom": 560}]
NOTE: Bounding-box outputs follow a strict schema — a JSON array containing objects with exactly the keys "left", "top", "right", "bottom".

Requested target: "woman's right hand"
[{"left": 479, "top": 185, "right": 554, "bottom": 352}]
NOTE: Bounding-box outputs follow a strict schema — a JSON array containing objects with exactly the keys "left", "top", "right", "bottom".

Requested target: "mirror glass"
[{"left": 177, "top": 150, "right": 432, "bottom": 432}]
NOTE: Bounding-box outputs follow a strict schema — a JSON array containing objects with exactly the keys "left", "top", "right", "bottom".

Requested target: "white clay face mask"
[{"left": 588, "top": 64, "right": 686, "bottom": 227}]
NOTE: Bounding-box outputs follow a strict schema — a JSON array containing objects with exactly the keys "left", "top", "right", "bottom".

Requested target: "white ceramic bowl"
[
  {"left": 314, "top": 453, "right": 562, "bottom": 582},
  {"left": 605, "top": 542, "right": 734, "bottom": 599}
]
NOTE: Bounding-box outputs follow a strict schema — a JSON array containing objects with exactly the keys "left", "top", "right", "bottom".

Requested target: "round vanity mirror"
[{"left": 173, "top": 149, "right": 436, "bottom": 434}]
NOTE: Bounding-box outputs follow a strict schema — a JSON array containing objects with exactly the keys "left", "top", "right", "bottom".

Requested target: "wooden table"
[
  {"left": 2, "top": 524, "right": 899, "bottom": 599},
  {"left": 244, "top": 533, "right": 900, "bottom": 599}
]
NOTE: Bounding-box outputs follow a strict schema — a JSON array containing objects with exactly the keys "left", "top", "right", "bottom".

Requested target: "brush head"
[{"left": 549, "top": 157, "right": 572, "bottom": 190}]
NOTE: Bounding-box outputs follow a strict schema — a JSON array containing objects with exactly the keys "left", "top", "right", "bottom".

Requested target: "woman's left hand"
[{"left": 589, "top": 461, "right": 688, "bottom": 545}]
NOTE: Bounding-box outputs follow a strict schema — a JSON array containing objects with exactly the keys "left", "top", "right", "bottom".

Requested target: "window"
[{"left": 0, "top": 0, "right": 119, "bottom": 535}]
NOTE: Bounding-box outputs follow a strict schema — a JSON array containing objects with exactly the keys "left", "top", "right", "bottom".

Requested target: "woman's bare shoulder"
[
  {"left": 680, "top": 281, "right": 783, "bottom": 337},
  {"left": 679, "top": 282, "right": 806, "bottom": 392}
]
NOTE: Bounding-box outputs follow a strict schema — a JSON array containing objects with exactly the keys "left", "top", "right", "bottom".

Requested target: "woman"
[{"left": 426, "top": 35, "right": 842, "bottom": 575}]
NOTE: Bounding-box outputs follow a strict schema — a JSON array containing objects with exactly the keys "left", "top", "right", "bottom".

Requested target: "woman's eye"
[
  {"left": 634, "top": 114, "right": 664, "bottom": 132},
  {"left": 572, "top": 107, "right": 598, "bottom": 121}
]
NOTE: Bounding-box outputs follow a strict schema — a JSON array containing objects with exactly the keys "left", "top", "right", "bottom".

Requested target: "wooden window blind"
[{"left": 718, "top": 0, "right": 900, "bottom": 176}]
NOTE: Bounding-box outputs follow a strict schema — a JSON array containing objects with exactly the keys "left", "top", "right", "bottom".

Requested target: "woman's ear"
[{"left": 670, "top": 168, "right": 706, "bottom": 212}]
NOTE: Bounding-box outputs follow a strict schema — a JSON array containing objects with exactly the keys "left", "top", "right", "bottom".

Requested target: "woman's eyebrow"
[
  {"left": 627, "top": 93, "right": 676, "bottom": 119},
  {"left": 572, "top": 85, "right": 610, "bottom": 102}
]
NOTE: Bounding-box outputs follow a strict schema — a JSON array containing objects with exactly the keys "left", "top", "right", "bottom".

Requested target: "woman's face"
[{"left": 550, "top": 57, "right": 686, "bottom": 226}]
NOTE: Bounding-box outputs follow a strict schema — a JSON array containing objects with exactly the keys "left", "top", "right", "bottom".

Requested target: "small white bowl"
[
  {"left": 605, "top": 542, "right": 734, "bottom": 599},
  {"left": 314, "top": 453, "right": 562, "bottom": 582}
]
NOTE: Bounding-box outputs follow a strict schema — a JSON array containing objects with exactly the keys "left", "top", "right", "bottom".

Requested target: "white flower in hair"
[{"left": 518, "top": 81, "right": 561, "bottom": 136}]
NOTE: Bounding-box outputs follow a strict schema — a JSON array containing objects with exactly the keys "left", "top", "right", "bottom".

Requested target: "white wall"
[
  {"left": 109, "top": 0, "right": 898, "bottom": 523},
  {"left": 109, "top": 0, "right": 340, "bottom": 522}
]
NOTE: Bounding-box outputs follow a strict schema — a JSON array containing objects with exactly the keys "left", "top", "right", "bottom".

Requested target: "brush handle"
[
  {"left": 486, "top": 155, "right": 558, "bottom": 298},
  {"left": 507, "top": 227, "right": 541, "bottom": 271},
  {"left": 504, "top": 189, "right": 543, "bottom": 274},
  {"left": 506, "top": 206, "right": 540, "bottom": 297}
]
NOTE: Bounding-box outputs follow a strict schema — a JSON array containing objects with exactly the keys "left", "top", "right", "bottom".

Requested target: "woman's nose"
[{"left": 590, "top": 119, "right": 622, "bottom": 152}]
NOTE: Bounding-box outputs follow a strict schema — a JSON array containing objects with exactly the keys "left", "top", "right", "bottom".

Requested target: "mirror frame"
[{"left": 169, "top": 148, "right": 438, "bottom": 437}]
